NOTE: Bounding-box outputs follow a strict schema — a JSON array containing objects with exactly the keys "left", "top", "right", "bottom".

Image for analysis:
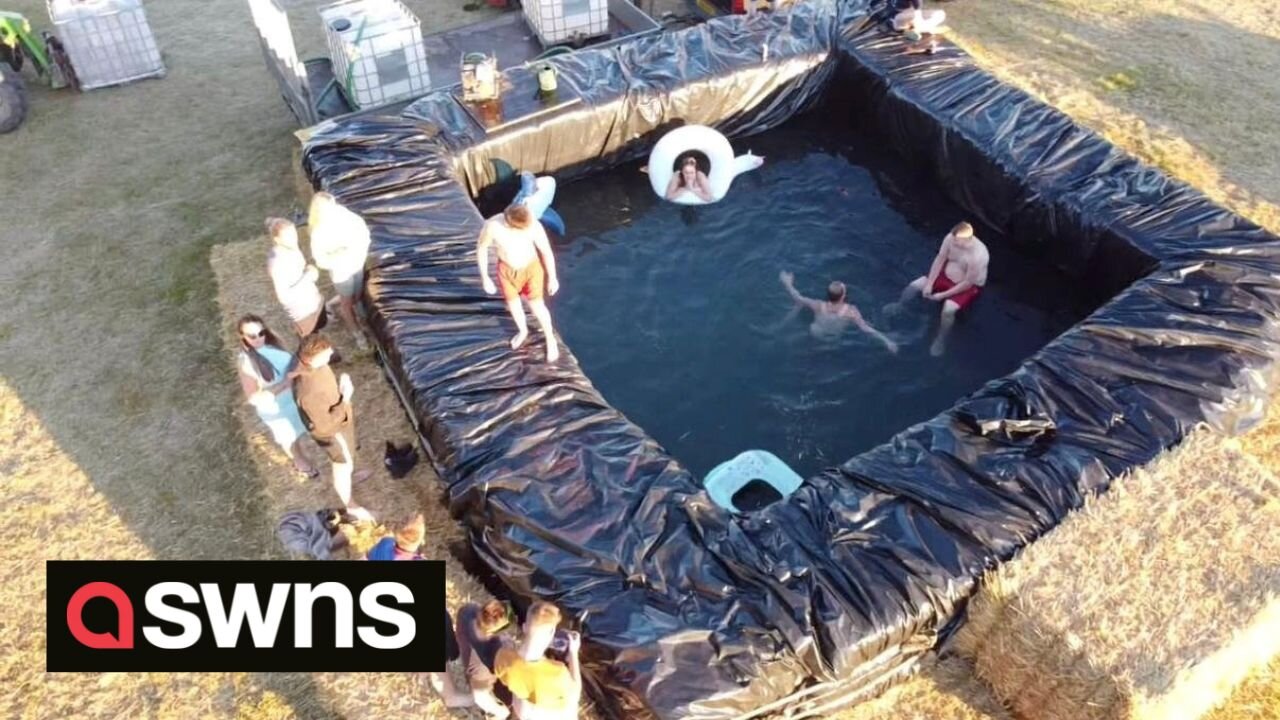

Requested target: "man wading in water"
[
  {"left": 886, "top": 221, "right": 990, "bottom": 356},
  {"left": 477, "top": 204, "right": 562, "bottom": 362},
  {"left": 779, "top": 271, "right": 898, "bottom": 353}
]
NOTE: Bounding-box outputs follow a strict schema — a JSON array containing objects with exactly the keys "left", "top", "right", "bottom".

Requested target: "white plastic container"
[
  {"left": 522, "top": 0, "right": 608, "bottom": 47},
  {"left": 319, "top": 0, "right": 429, "bottom": 109},
  {"left": 47, "top": 0, "right": 164, "bottom": 90}
]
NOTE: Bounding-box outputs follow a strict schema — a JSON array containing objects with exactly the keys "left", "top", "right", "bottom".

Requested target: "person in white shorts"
[
  {"left": 266, "top": 218, "right": 326, "bottom": 338},
  {"left": 309, "top": 192, "right": 372, "bottom": 350}
]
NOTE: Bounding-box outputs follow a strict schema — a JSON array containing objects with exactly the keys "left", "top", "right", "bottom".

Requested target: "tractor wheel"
[
  {"left": 0, "top": 63, "right": 29, "bottom": 133},
  {"left": 44, "top": 32, "right": 79, "bottom": 91}
]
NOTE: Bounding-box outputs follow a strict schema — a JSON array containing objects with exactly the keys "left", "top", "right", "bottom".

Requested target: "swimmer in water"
[
  {"left": 779, "top": 270, "right": 898, "bottom": 353},
  {"left": 666, "top": 156, "right": 714, "bottom": 203},
  {"left": 885, "top": 221, "right": 990, "bottom": 356}
]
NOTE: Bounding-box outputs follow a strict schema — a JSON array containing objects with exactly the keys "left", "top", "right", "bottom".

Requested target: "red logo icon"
[{"left": 66, "top": 582, "right": 134, "bottom": 649}]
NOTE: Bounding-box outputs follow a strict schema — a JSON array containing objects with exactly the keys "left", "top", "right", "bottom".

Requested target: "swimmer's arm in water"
[
  {"left": 531, "top": 223, "right": 560, "bottom": 296},
  {"left": 779, "top": 270, "right": 821, "bottom": 311},
  {"left": 922, "top": 233, "right": 952, "bottom": 300},
  {"left": 476, "top": 220, "right": 497, "bottom": 295},
  {"left": 691, "top": 171, "right": 714, "bottom": 203},
  {"left": 845, "top": 306, "right": 898, "bottom": 353}
]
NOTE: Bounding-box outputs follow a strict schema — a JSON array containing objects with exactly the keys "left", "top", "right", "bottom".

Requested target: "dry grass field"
[{"left": 1, "top": 0, "right": 1277, "bottom": 717}]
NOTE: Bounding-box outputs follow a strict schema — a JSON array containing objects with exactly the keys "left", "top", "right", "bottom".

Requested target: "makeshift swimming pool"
[
  {"left": 551, "top": 112, "right": 1099, "bottom": 479},
  {"left": 302, "top": 1, "right": 1280, "bottom": 718}
]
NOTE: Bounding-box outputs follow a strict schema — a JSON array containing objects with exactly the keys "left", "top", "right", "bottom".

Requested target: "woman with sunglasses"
[{"left": 235, "top": 314, "right": 316, "bottom": 479}]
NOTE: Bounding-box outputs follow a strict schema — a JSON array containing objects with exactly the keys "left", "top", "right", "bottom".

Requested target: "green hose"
[
  {"left": 533, "top": 45, "right": 573, "bottom": 61},
  {"left": 342, "top": 15, "right": 370, "bottom": 109}
]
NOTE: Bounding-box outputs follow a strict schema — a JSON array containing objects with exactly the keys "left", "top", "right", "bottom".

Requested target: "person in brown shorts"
[
  {"left": 476, "top": 204, "right": 562, "bottom": 362},
  {"left": 292, "top": 335, "right": 374, "bottom": 522}
]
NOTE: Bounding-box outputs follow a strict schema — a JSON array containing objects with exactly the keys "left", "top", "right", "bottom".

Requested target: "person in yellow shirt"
[{"left": 494, "top": 602, "right": 582, "bottom": 720}]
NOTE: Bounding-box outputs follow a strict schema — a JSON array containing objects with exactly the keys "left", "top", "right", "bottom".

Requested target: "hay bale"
[
  {"left": 829, "top": 656, "right": 1012, "bottom": 720},
  {"left": 954, "top": 429, "right": 1280, "bottom": 720}
]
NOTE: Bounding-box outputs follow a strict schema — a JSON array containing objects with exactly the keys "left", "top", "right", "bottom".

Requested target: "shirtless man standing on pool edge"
[
  {"left": 478, "top": 204, "right": 561, "bottom": 362},
  {"left": 887, "top": 221, "right": 990, "bottom": 356}
]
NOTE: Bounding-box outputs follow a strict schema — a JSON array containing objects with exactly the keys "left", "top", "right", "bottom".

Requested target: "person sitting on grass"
[
  {"left": 366, "top": 514, "right": 479, "bottom": 710},
  {"left": 455, "top": 599, "right": 515, "bottom": 719},
  {"left": 308, "top": 192, "right": 371, "bottom": 351},
  {"left": 494, "top": 602, "right": 583, "bottom": 720},
  {"left": 779, "top": 270, "right": 898, "bottom": 352},
  {"left": 292, "top": 334, "right": 374, "bottom": 522}
]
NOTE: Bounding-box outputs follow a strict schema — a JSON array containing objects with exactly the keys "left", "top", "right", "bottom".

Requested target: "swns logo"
[{"left": 47, "top": 561, "right": 445, "bottom": 671}]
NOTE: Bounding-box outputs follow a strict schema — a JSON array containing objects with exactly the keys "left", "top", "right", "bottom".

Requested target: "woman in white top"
[
  {"left": 235, "top": 314, "right": 316, "bottom": 478},
  {"left": 266, "top": 218, "right": 327, "bottom": 338}
]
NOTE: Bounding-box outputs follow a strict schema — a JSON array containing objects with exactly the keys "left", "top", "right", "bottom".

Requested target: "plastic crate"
[
  {"left": 318, "top": 0, "right": 428, "bottom": 109},
  {"left": 47, "top": 0, "right": 164, "bottom": 90},
  {"left": 522, "top": 0, "right": 608, "bottom": 47}
]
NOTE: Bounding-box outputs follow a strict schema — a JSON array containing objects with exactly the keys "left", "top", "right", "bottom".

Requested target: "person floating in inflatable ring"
[{"left": 666, "top": 155, "right": 714, "bottom": 203}]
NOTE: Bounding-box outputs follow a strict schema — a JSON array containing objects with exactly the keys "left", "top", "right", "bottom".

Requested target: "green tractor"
[{"left": 0, "top": 10, "right": 77, "bottom": 133}]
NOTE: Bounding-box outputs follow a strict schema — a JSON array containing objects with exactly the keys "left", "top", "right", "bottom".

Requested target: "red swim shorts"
[
  {"left": 498, "top": 260, "right": 545, "bottom": 301},
  {"left": 931, "top": 273, "right": 982, "bottom": 311}
]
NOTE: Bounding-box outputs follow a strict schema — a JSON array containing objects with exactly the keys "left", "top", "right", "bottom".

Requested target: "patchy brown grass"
[
  {"left": 945, "top": 0, "right": 1280, "bottom": 235},
  {"left": 954, "top": 430, "right": 1280, "bottom": 720}
]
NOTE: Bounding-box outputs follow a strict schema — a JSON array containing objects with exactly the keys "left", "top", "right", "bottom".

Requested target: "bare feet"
[
  {"left": 510, "top": 330, "right": 528, "bottom": 350},
  {"left": 345, "top": 504, "right": 375, "bottom": 523},
  {"left": 930, "top": 337, "right": 946, "bottom": 357},
  {"left": 546, "top": 339, "right": 560, "bottom": 362},
  {"left": 883, "top": 302, "right": 901, "bottom": 317}
]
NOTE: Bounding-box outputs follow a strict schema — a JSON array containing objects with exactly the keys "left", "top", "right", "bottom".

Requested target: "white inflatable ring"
[{"left": 648, "top": 125, "right": 762, "bottom": 205}]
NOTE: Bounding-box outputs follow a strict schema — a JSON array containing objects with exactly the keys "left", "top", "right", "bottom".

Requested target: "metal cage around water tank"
[
  {"left": 46, "top": 0, "right": 164, "bottom": 90},
  {"left": 318, "top": 0, "right": 429, "bottom": 109},
  {"left": 522, "top": 0, "right": 608, "bottom": 47}
]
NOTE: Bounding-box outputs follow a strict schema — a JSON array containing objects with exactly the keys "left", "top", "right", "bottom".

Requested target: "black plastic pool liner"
[{"left": 301, "top": 1, "right": 1280, "bottom": 717}]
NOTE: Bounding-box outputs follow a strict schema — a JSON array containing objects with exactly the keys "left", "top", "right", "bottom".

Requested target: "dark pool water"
[{"left": 549, "top": 116, "right": 1096, "bottom": 479}]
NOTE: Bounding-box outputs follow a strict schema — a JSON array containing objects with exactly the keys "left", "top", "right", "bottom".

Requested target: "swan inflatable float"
[
  {"left": 490, "top": 160, "right": 567, "bottom": 236},
  {"left": 648, "top": 125, "right": 764, "bottom": 205},
  {"left": 512, "top": 171, "right": 566, "bottom": 236}
]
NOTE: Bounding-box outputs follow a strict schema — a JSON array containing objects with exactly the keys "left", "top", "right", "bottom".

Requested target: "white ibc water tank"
[
  {"left": 318, "top": 0, "right": 429, "bottom": 109},
  {"left": 47, "top": 0, "right": 165, "bottom": 90},
  {"left": 522, "top": 0, "right": 609, "bottom": 47}
]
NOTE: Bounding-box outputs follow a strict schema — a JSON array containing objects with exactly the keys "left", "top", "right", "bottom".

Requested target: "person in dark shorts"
[
  {"left": 293, "top": 335, "right": 374, "bottom": 522},
  {"left": 457, "top": 600, "right": 515, "bottom": 718}
]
